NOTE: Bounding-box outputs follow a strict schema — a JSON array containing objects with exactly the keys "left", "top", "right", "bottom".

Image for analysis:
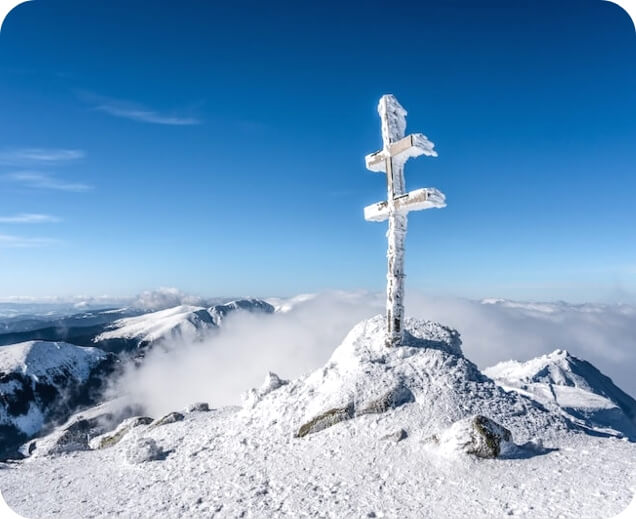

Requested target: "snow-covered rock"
[
  {"left": 0, "top": 340, "right": 115, "bottom": 459},
  {"left": 124, "top": 437, "right": 166, "bottom": 464},
  {"left": 149, "top": 411, "right": 184, "bottom": 428},
  {"left": 242, "top": 372, "right": 288, "bottom": 409},
  {"left": 185, "top": 402, "right": 210, "bottom": 413},
  {"left": 485, "top": 349, "right": 636, "bottom": 439},
  {"left": 94, "top": 299, "right": 274, "bottom": 349},
  {"left": 90, "top": 416, "right": 153, "bottom": 450},
  {"left": 23, "top": 399, "right": 146, "bottom": 458},
  {"left": 430, "top": 415, "right": 514, "bottom": 458}
]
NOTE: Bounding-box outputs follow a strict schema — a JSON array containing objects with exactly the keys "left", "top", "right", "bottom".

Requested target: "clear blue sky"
[{"left": 0, "top": 0, "right": 634, "bottom": 302}]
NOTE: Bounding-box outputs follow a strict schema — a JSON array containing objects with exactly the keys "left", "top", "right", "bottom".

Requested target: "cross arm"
[
  {"left": 365, "top": 133, "right": 438, "bottom": 173},
  {"left": 364, "top": 187, "right": 446, "bottom": 222}
]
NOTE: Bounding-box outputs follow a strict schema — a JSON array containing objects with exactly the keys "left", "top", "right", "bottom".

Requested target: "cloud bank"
[{"left": 110, "top": 291, "right": 636, "bottom": 417}]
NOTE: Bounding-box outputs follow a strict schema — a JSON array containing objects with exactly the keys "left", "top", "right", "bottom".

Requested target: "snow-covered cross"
[{"left": 364, "top": 94, "right": 446, "bottom": 347}]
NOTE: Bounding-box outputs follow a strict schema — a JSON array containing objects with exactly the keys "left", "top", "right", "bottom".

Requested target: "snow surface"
[{"left": 1, "top": 316, "right": 634, "bottom": 518}]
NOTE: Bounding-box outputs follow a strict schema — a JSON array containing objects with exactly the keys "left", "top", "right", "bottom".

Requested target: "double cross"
[{"left": 364, "top": 94, "right": 446, "bottom": 347}]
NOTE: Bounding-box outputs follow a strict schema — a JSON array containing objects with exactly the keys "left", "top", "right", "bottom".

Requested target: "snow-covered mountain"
[
  {"left": 3, "top": 315, "right": 634, "bottom": 518},
  {"left": 485, "top": 350, "right": 636, "bottom": 439},
  {"left": 93, "top": 298, "right": 274, "bottom": 350},
  {"left": 0, "top": 341, "right": 115, "bottom": 459}
]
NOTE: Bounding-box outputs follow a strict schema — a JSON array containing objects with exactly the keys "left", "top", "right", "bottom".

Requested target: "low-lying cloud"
[{"left": 110, "top": 291, "right": 636, "bottom": 417}]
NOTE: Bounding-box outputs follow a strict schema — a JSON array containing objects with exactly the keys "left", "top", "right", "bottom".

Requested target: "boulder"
[
  {"left": 185, "top": 402, "right": 210, "bottom": 413},
  {"left": 382, "top": 428, "right": 408, "bottom": 443},
  {"left": 125, "top": 437, "right": 166, "bottom": 464},
  {"left": 296, "top": 403, "right": 355, "bottom": 438},
  {"left": 357, "top": 384, "right": 414, "bottom": 415},
  {"left": 149, "top": 411, "right": 184, "bottom": 429},
  {"left": 90, "top": 416, "right": 153, "bottom": 449},
  {"left": 433, "top": 415, "right": 513, "bottom": 458}
]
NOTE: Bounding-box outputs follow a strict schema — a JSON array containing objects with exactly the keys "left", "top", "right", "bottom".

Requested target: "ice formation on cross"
[{"left": 364, "top": 94, "right": 446, "bottom": 347}]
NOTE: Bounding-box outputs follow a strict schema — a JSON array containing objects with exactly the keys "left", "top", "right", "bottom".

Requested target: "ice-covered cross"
[{"left": 364, "top": 94, "right": 446, "bottom": 347}]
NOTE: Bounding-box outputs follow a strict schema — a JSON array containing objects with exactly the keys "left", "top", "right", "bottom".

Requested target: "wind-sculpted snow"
[{"left": 1, "top": 317, "right": 635, "bottom": 518}]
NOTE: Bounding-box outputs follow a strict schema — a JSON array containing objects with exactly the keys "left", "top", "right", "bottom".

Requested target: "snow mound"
[
  {"left": 485, "top": 350, "right": 636, "bottom": 439},
  {"left": 247, "top": 315, "right": 567, "bottom": 442}
]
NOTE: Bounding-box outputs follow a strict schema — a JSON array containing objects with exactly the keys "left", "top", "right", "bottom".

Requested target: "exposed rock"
[
  {"left": 41, "top": 414, "right": 114, "bottom": 455},
  {"left": 382, "top": 428, "right": 408, "bottom": 443},
  {"left": 296, "top": 403, "right": 355, "bottom": 438},
  {"left": 90, "top": 416, "right": 153, "bottom": 449},
  {"left": 21, "top": 400, "right": 146, "bottom": 458},
  {"left": 296, "top": 384, "right": 414, "bottom": 437},
  {"left": 125, "top": 437, "right": 166, "bottom": 464},
  {"left": 434, "top": 415, "right": 513, "bottom": 458},
  {"left": 150, "top": 411, "right": 184, "bottom": 429},
  {"left": 185, "top": 402, "right": 210, "bottom": 413},
  {"left": 357, "top": 384, "right": 414, "bottom": 415}
]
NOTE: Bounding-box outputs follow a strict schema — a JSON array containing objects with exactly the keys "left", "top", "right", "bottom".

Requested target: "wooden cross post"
[{"left": 364, "top": 94, "right": 446, "bottom": 347}]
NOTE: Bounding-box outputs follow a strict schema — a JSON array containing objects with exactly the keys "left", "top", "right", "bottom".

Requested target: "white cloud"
[
  {"left": 0, "top": 148, "right": 84, "bottom": 165},
  {"left": 110, "top": 291, "right": 636, "bottom": 416},
  {"left": 0, "top": 233, "right": 60, "bottom": 248},
  {"left": 0, "top": 213, "right": 60, "bottom": 223},
  {"left": 95, "top": 103, "right": 200, "bottom": 125},
  {"left": 132, "top": 287, "right": 211, "bottom": 311},
  {"left": 78, "top": 92, "right": 200, "bottom": 126},
  {"left": 4, "top": 172, "right": 92, "bottom": 192}
]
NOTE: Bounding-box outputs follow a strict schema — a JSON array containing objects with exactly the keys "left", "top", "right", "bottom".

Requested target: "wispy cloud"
[
  {"left": 4, "top": 171, "right": 92, "bottom": 192},
  {"left": 0, "top": 233, "right": 60, "bottom": 248},
  {"left": 0, "top": 148, "right": 84, "bottom": 165},
  {"left": 78, "top": 91, "right": 200, "bottom": 125},
  {"left": 0, "top": 213, "right": 60, "bottom": 223}
]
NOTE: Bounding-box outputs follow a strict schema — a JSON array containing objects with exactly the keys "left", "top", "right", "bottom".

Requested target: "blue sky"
[{"left": 0, "top": 0, "right": 634, "bottom": 302}]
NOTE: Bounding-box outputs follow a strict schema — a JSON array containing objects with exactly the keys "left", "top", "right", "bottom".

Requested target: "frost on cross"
[{"left": 364, "top": 94, "right": 446, "bottom": 347}]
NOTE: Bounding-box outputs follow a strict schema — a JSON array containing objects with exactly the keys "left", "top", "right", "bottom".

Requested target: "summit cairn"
[{"left": 364, "top": 94, "right": 446, "bottom": 347}]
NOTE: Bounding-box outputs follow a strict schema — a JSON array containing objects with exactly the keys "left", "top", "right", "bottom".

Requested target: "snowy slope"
[
  {"left": 245, "top": 315, "right": 567, "bottom": 442},
  {"left": 0, "top": 341, "right": 114, "bottom": 458},
  {"left": 94, "top": 299, "right": 274, "bottom": 348},
  {"left": 485, "top": 350, "right": 636, "bottom": 439},
  {"left": 3, "top": 316, "right": 633, "bottom": 518}
]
